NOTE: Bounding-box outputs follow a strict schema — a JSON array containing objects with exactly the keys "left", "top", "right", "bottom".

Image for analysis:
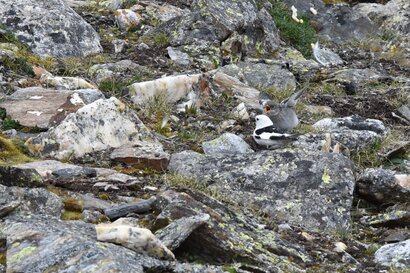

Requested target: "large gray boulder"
[
  {"left": 374, "top": 239, "right": 410, "bottom": 269},
  {"left": 33, "top": 97, "right": 154, "bottom": 161},
  {"left": 168, "top": 149, "right": 355, "bottom": 232},
  {"left": 0, "top": 0, "right": 102, "bottom": 58},
  {"left": 143, "top": 0, "right": 280, "bottom": 57}
]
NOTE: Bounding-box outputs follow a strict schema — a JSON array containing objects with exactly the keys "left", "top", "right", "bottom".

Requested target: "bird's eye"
[{"left": 265, "top": 105, "right": 271, "bottom": 112}]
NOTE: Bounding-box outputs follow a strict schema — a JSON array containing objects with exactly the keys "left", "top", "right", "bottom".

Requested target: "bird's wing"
[
  {"left": 258, "top": 91, "right": 273, "bottom": 107},
  {"left": 254, "top": 125, "right": 277, "bottom": 135},
  {"left": 281, "top": 85, "right": 308, "bottom": 107}
]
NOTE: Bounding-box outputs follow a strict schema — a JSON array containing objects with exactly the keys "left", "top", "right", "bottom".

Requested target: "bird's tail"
[{"left": 282, "top": 84, "right": 309, "bottom": 107}]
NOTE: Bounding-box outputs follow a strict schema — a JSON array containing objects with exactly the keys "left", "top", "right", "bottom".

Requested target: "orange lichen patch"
[
  {"left": 114, "top": 10, "right": 119, "bottom": 15},
  {"left": 122, "top": 10, "right": 127, "bottom": 15}
]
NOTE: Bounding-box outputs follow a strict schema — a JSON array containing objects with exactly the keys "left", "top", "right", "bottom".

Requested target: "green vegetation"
[
  {"left": 2, "top": 118, "right": 22, "bottom": 130},
  {"left": 0, "top": 136, "right": 32, "bottom": 166},
  {"left": 141, "top": 32, "right": 170, "bottom": 47},
  {"left": 269, "top": 1, "right": 316, "bottom": 58}
]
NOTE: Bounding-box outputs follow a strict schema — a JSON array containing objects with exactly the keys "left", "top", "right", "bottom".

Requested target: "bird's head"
[
  {"left": 255, "top": 115, "right": 274, "bottom": 129},
  {"left": 264, "top": 101, "right": 280, "bottom": 116}
]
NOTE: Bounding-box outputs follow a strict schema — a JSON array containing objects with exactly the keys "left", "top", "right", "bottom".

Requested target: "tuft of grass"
[
  {"left": 364, "top": 243, "right": 380, "bottom": 256},
  {"left": 0, "top": 136, "right": 32, "bottom": 166},
  {"left": 2, "top": 56, "right": 34, "bottom": 76},
  {"left": 98, "top": 78, "right": 131, "bottom": 98},
  {"left": 270, "top": 1, "right": 316, "bottom": 58},
  {"left": 141, "top": 32, "right": 170, "bottom": 47},
  {"left": 2, "top": 118, "right": 22, "bottom": 131}
]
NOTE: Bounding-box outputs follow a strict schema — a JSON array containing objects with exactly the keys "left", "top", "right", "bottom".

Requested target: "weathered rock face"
[
  {"left": 202, "top": 133, "right": 253, "bottom": 155},
  {"left": 0, "top": 166, "right": 44, "bottom": 188},
  {"left": 283, "top": 0, "right": 376, "bottom": 43},
  {"left": 88, "top": 60, "right": 146, "bottom": 84},
  {"left": 374, "top": 239, "right": 410, "bottom": 269},
  {"left": 0, "top": 0, "right": 102, "bottom": 58},
  {"left": 356, "top": 168, "right": 410, "bottom": 205},
  {"left": 0, "top": 184, "right": 63, "bottom": 217},
  {"left": 143, "top": 0, "right": 280, "bottom": 58},
  {"left": 302, "top": 116, "right": 389, "bottom": 151},
  {"left": 0, "top": 215, "right": 175, "bottom": 272},
  {"left": 0, "top": 87, "right": 104, "bottom": 129},
  {"left": 33, "top": 97, "right": 154, "bottom": 160},
  {"left": 168, "top": 149, "right": 355, "bottom": 232},
  {"left": 219, "top": 62, "right": 296, "bottom": 90},
  {"left": 330, "top": 69, "right": 390, "bottom": 86},
  {"left": 110, "top": 141, "right": 170, "bottom": 171},
  {"left": 154, "top": 190, "right": 309, "bottom": 271}
]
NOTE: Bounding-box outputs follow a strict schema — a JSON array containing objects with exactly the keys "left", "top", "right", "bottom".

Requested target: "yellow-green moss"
[
  {"left": 61, "top": 210, "right": 82, "bottom": 221},
  {"left": 63, "top": 197, "right": 84, "bottom": 212},
  {"left": 0, "top": 136, "right": 32, "bottom": 166}
]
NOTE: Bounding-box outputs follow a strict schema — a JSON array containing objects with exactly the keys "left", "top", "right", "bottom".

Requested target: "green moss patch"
[
  {"left": 0, "top": 136, "right": 32, "bottom": 166},
  {"left": 269, "top": 1, "right": 316, "bottom": 58}
]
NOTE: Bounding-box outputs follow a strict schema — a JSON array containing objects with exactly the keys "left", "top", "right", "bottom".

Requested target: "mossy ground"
[{"left": 0, "top": 136, "right": 32, "bottom": 166}]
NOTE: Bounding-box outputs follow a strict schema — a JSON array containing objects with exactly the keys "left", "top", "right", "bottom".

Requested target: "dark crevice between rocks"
[{"left": 0, "top": 238, "right": 6, "bottom": 269}]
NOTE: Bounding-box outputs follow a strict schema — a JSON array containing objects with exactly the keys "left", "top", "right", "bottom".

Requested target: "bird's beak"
[{"left": 265, "top": 105, "right": 271, "bottom": 112}]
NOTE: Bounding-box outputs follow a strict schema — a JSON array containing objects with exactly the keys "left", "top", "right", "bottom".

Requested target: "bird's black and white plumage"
[
  {"left": 258, "top": 86, "right": 307, "bottom": 131},
  {"left": 253, "top": 115, "right": 297, "bottom": 149}
]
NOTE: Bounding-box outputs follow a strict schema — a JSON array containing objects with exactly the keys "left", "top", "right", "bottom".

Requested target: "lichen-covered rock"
[
  {"left": 156, "top": 213, "right": 210, "bottom": 250},
  {"left": 169, "top": 149, "right": 355, "bottom": 232},
  {"left": 0, "top": 166, "right": 44, "bottom": 187},
  {"left": 114, "top": 9, "right": 142, "bottom": 31},
  {"left": 219, "top": 62, "right": 296, "bottom": 90},
  {"left": 0, "top": 0, "right": 102, "bottom": 58},
  {"left": 154, "top": 190, "right": 309, "bottom": 272},
  {"left": 0, "top": 184, "right": 63, "bottom": 217},
  {"left": 356, "top": 168, "right": 410, "bottom": 205},
  {"left": 302, "top": 116, "right": 389, "bottom": 151},
  {"left": 374, "top": 239, "right": 410, "bottom": 269},
  {"left": 330, "top": 69, "right": 390, "bottom": 86},
  {"left": 40, "top": 72, "right": 96, "bottom": 90},
  {"left": 33, "top": 97, "right": 154, "bottom": 160},
  {"left": 202, "top": 133, "right": 253, "bottom": 155},
  {"left": 0, "top": 215, "right": 175, "bottom": 272},
  {"left": 360, "top": 209, "right": 410, "bottom": 227},
  {"left": 143, "top": 0, "right": 280, "bottom": 58},
  {"left": 110, "top": 141, "right": 170, "bottom": 171},
  {"left": 0, "top": 87, "right": 104, "bottom": 129}
]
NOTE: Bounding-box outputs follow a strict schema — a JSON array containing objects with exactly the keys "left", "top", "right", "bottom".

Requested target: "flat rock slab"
[
  {"left": 0, "top": 87, "right": 104, "bottom": 129},
  {"left": 110, "top": 141, "right": 170, "bottom": 171},
  {"left": 375, "top": 239, "right": 410, "bottom": 269},
  {"left": 169, "top": 149, "right": 355, "bottom": 232},
  {"left": 0, "top": 0, "right": 102, "bottom": 58}
]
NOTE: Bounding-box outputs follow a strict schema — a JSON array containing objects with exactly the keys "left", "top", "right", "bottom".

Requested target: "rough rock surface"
[
  {"left": 0, "top": 0, "right": 102, "bottom": 57},
  {"left": 202, "top": 133, "right": 253, "bottom": 155},
  {"left": 110, "top": 141, "right": 170, "bottom": 171},
  {"left": 0, "top": 166, "right": 44, "bottom": 187},
  {"left": 169, "top": 149, "right": 355, "bottom": 232},
  {"left": 0, "top": 87, "right": 104, "bottom": 129},
  {"left": 356, "top": 168, "right": 410, "bottom": 205},
  {"left": 374, "top": 239, "right": 410, "bottom": 269},
  {"left": 34, "top": 97, "right": 154, "bottom": 160},
  {"left": 219, "top": 62, "right": 296, "bottom": 90}
]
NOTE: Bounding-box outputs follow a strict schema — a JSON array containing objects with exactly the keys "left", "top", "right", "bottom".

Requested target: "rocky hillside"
[{"left": 0, "top": 0, "right": 409, "bottom": 272}]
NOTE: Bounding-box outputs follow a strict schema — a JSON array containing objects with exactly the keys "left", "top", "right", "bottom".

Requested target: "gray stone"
[
  {"left": 167, "top": 47, "right": 192, "bottom": 66},
  {"left": 110, "top": 141, "right": 170, "bottom": 171},
  {"left": 0, "top": 215, "right": 174, "bottom": 272},
  {"left": 360, "top": 209, "right": 410, "bottom": 227},
  {"left": 283, "top": 0, "right": 376, "bottom": 43},
  {"left": 156, "top": 213, "right": 210, "bottom": 250},
  {"left": 357, "top": 168, "right": 410, "bottom": 205},
  {"left": 154, "top": 190, "right": 308, "bottom": 272},
  {"left": 398, "top": 103, "right": 410, "bottom": 123},
  {"left": 33, "top": 97, "right": 154, "bottom": 161},
  {"left": 330, "top": 69, "right": 390, "bottom": 86},
  {"left": 374, "top": 239, "right": 410, "bottom": 269},
  {"left": 169, "top": 149, "right": 355, "bottom": 232},
  {"left": 219, "top": 62, "right": 296, "bottom": 90},
  {"left": 0, "top": 184, "right": 63, "bottom": 217},
  {"left": 0, "top": 0, "right": 102, "bottom": 58},
  {"left": 0, "top": 87, "right": 104, "bottom": 129},
  {"left": 202, "top": 133, "right": 253, "bottom": 155},
  {"left": 0, "top": 166, "right": 44, "bottom": 188}
]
